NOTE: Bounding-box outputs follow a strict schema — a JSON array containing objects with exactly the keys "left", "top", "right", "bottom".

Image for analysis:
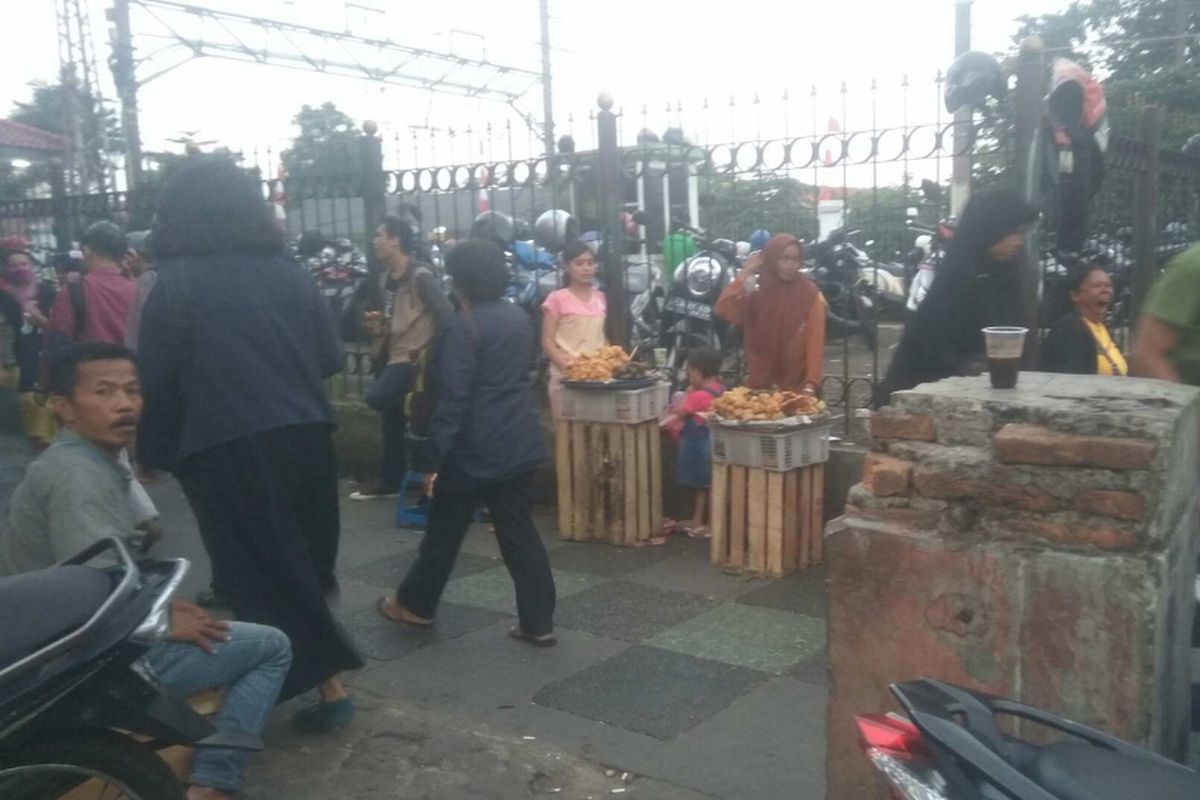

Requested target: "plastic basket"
[
  {"left": 559, "top": 382, "right": 670, "bottom": 424},
  {"left": 710, "top": 423, "right": 832, "bottom": 471}
]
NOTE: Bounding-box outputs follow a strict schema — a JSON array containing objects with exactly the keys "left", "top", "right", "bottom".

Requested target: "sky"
[{"left": 0, "top": 0, "right": 1078, "bottom": 170}]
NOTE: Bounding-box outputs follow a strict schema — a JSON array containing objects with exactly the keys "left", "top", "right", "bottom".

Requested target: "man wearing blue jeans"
[
  {"left": 0, "top": 342, "right": 291, "bottom": 800},
  {"left": 351, "top": 216, "right": 452, "bottom": 501}
]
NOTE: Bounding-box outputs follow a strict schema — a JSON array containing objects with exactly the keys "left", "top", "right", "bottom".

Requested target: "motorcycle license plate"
[{"left": 665, "top": 296, "right": 712, "bottom": 321}]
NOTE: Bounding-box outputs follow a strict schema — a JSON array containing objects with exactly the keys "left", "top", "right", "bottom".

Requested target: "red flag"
[{"left": 827, "top": 116, "right": 841, "bottom": 133}]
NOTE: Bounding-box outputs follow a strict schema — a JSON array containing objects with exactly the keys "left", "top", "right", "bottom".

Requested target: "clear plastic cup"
[{"left": 981, "top": 326, "right": 1028, "bottom": 389}]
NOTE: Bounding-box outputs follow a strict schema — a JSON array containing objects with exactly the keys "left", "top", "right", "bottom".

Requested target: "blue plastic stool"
[{"left": 394, "top": 471, "right": 430, "bottom": 530}]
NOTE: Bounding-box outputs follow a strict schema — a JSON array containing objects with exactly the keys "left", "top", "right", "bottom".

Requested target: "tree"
[{"left": 281, "top": 102, "right": 363, "bottom": 181}]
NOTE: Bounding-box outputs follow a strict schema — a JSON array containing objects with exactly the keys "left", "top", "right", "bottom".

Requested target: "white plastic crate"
[
  {"left": 559, "top": 381, "right": 670, "bottom": 424},
  {"left": 710, "top": 423, "right": 832, "bottom": 471}
]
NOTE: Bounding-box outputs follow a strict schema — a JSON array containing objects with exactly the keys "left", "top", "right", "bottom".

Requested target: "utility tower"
[{"left": 56, "top": 0, "right": 109, "bottom": 193}]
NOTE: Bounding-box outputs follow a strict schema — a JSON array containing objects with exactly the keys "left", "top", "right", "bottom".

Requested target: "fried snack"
[
  {"left": 564, "top": 346, "right": 631, "bottom": 382},
  {"left": 712, "top": 387, "right": 826, "bottom": 422}
]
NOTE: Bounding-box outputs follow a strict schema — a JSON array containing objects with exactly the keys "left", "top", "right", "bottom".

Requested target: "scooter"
[
  {"left": 857, "top": 678, "right": 1200, "bottom": 800},
  {"left": 658, "top": 222, "right": 741, "bottom": 385},
  {"left": 0, "top": 538, "right": 259, "bottom": 800}
]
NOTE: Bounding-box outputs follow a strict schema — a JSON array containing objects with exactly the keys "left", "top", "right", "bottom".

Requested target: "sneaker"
[{"left": 349, "top": 483, "right": 401, "bottom": 501}]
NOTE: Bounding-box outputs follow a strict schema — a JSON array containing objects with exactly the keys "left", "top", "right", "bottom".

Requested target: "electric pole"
[
  {"left": 540, "top": 0, "right": 555, "bottom": 160},
  {"left": 109, "top": 0, "right": 142, "bottom": 190},
  {"left": 950, "top": 0, "right": 972, "bottom": 217}
]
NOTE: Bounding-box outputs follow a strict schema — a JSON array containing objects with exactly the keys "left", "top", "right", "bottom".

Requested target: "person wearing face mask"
[
  {"left": 1041, "top": 262, "right": 1126, "bottom": 376},
  {"left": 874, "top": 189, "right": 1037, "bottom": 407},
  {"left": 714, "top": 233, "right": 827, "bottom": 394}
]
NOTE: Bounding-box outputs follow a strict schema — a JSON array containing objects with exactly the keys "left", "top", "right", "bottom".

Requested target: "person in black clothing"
[
  {"left": 1040, "top": 262, "right": 1126, "bottom": 376},
  {"left": 136, "top": 157, "right": 363, "bottom": 733},
  {"left": 377, "top": 239, "right": 557, "bottom": 646},
  {"left": 874, "top": 189, "right": 1037, "bottom": 407}
]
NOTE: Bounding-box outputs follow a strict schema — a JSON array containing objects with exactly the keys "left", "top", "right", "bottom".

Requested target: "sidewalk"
[{"left": 142, "top": 477, "right": 829, "bottom": 799}]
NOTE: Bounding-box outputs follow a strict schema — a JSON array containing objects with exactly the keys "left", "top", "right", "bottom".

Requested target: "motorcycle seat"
[
  {"left": 1029, "top": 740, "right": 1200, "bottom": 800},
  {"left": 0, "top": 565, "right": 114, "bottom": 672}
]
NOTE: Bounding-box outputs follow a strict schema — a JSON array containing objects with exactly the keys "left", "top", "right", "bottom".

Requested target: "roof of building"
[{"left": 0, "top": 119, "right": 67, "bottom": 153}]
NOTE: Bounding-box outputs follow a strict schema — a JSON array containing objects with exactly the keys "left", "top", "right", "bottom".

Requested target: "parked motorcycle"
[
  {"left": 814, "top": 226, "right": 909, "bottom": 319},
  {"left": 807, "top": 232, "right": 880, "bottom": 349},
  {"left": 905, "top": 219, "right": 957, "bottom": 320},
  {"left": 857, "top": 678, "right": 1200, "bottom": 799},
  {"left": 0, "top": 538, "right": 259, "bottom": 799},
  {"left": 658, "top": 223, "right": 741, "bottom": 384},
  {"left": 296, "top": 233, "right": 369, "bottom": 340}
]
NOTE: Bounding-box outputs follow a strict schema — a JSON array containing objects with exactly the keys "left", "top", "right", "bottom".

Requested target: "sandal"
[
  {"left": 291, "top": 697, "right": 355, "bottom": 734},
  {"left": 375, "top": 596, "right": 434, "bottom": 627},
  {"left": 685, "top": 525, "right": 711, "bottom": 539},
  {"left": 508, "top": 626, "right": 557, "bottom": 647}
]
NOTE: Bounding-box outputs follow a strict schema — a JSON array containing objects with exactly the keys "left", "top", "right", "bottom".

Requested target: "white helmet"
[{"left": 534, "top": 209, "right": 577, "bottom": 252}]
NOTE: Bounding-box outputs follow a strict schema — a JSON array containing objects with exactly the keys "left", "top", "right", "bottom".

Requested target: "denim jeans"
[
  {"left": 146, "top": 621, "right": 292, "bottom": 792},
  {"left": 366, "top": 362, "right": 414, "bottom": 489}
]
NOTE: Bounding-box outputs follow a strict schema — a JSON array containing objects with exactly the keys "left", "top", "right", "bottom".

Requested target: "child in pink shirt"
[{"left": 666, "top": 347, "right": 723, "bottom": 536}]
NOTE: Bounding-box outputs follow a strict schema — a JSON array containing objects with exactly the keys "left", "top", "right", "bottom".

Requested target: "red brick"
[
  {"left": 993, "top": 424, "right": 1155, "bottom": 470},
  {"left": 1024, "top": 517, "right": 1138, "bottom": 551},
  {"left": 870, "top": 411, "right": 935, "bottom": 442},
  {"left": 862, "top": 453, "right": 912, "bottom": 497},
  {"left": 913, "top": 469, "right": 1059, "bottom": 513},
  {"left": 1074, "top": 490, "right": 1147, "bottom": 522}
]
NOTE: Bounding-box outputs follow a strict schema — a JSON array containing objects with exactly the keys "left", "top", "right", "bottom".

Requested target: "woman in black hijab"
[{"left": 874, "top": 189, "right": 1037, "bottom": 406}]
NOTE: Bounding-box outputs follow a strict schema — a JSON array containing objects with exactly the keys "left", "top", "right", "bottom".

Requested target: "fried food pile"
[
  {"left": 711, "top": 387, "right": 825, "bottom": 421},
  {"left": 564, "top": 346, "right": 635, "bottom": 382}
]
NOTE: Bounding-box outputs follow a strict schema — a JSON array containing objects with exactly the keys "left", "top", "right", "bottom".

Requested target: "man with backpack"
[
  {"left": 47, "top": 222, "right": 136, "bottom": 347},
  {"left": 351, "top": 216, "right": 453, "bottom": 501}
]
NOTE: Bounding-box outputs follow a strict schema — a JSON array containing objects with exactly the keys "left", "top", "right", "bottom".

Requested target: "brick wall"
[{"left": 826, "top": 373, "right": 1200, "bottom": 799}]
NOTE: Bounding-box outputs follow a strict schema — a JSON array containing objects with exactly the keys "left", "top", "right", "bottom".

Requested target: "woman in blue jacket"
[{"left": 377, "top": 239, "right": 557, "bottom": 646}]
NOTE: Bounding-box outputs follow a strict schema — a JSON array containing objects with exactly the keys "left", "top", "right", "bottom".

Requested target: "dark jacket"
[
  {"left": 875, "top": 189, "right": 1037, "bottom": 407},
  {"left": 1041, "top": 312, "right": 1099, "bottom": 374},
  {"left": 417, "top": 300, "right": 547, "bottom": 489},
  {"left": 136, "top": 253, "right": 342, "bottom": 470}
]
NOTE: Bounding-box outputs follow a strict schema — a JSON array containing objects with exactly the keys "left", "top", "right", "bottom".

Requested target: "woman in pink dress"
[{"left": 541, "top": 240, "right": 608, "bottom": 418}]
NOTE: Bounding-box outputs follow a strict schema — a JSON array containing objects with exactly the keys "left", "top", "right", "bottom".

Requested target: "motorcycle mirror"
[{"left": 906, "top": 207, "right": 919, "bottom": 219}]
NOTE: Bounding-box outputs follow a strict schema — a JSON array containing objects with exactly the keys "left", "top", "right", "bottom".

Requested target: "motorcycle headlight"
[{"left": 683, "top": 256, "right": 722, "bottom": 299}]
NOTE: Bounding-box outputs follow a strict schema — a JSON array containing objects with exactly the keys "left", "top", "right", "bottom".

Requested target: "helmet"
[
  {"left": 557, "top": 135, "right": 576, "bottom": 155},
  {"left": 637, "top": 128, "right": 660, "bottom": 145},
  {"left": 513, "top": 217, "right": 533, "bottom": 241},
  {"left": 749, "top": 229, "right": 771, "bottom": 251},
  {"left": 663, "top": 127, "right": 690, "bottom": 146},
  {"left": 944, "top": 51, "right": 1007, "bottom": 114},
  {"left": 1184, "top": 134, "right": 1200, "bottom": 158},
  {"left": 534, "top": 209, "right": 578, "bottom": 251},
  {"left": 471, "top": 211, "right": 514, "bottom": 246}
]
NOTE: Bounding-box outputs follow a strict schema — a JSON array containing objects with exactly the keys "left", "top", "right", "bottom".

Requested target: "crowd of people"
[{"left": 1, "top": 153, "right": 1200, "bottom": 798}]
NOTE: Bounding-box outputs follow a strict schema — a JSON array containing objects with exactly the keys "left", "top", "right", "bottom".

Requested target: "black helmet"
[
  {"left": 944, "top": 51, "right": 1007, "bottom": 114},
  {"left": 513, "top": 217, "right": 533, "bottom": 241},
  {"left": 471, "top": 211, "right": 514, "bottom": 247}
]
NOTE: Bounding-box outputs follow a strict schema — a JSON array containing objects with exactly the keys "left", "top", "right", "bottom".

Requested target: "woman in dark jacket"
[
  {"left": 377, "top": 240, "right": 557, "bottom": 646},
  {"left": 137, "top": 158, "right": 363, "bottom": 732},
  {"left": 874, "top": 189, "right": 1037, "bottom": 407},
  {"left": 1041, "top": 262, "right": 1126, "bottom": 375}
]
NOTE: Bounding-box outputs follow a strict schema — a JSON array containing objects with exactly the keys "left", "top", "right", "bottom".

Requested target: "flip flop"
[
  {"left": 509, "top": 626, "right": 557, "bottom": 647},
  {"left": 685, "top": 526, "right": 711, "bottom": 539},
  {"left": 375, "top": 596, "right": 434, "bottom": 627}
]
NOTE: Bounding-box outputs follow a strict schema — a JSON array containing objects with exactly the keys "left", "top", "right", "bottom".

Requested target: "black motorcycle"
[
  {"left": 857, "top": 678, "right": 1200, "bottom": 799},
  {"left": 658, "top": 223, "right": 742, "bottom": 385},
  {"left": 0, "top": 538, "right": 259, "bottom": 800},
  {"left": 807, "top": 232, "right": 880, "bottom": 350}
]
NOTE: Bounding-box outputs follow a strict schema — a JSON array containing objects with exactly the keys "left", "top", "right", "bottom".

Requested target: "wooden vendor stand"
[
  {"left": 554, "top": 381, "right": 668, "bottom": 545},
  {"left": 709, "top": 422, "right": 830, "bottom": 577}
]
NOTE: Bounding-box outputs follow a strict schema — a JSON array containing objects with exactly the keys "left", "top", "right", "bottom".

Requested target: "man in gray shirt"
[{"left": 0, "top": 343, "right": 292, "bottom": 800}]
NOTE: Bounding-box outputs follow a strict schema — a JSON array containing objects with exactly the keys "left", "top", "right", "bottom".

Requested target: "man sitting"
[{"left": 0, "top": 342, "right": 292, "bottom": 800}]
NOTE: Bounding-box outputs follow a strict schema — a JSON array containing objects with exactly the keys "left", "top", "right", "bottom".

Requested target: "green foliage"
[
  {"left": 697, "top": 173, "right": 818, "bottom": 242},
  {"left": 281, "top": 102, "right": 363, "bottom": 181}
]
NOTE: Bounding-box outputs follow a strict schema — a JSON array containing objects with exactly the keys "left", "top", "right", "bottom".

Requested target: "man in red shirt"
[{"left": 47, "top": 222, "right": 136, "bottom": 346}]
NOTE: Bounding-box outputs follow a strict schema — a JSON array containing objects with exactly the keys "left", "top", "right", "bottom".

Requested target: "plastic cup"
[{"left": 982, "top": 326, "right": 1028, "bottom": 389}]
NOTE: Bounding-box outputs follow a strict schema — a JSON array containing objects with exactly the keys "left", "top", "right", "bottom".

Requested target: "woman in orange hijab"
[{"left": 714, "top": 234, "right": 826, "bottom": 393}]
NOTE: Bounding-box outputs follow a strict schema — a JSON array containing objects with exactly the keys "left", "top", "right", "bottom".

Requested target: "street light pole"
[
  {"left": 950, "top": 0, "right": 972, "bottom": 217},
  {"left": 539, "top": 0, "right": 555, "bottom": 160}
]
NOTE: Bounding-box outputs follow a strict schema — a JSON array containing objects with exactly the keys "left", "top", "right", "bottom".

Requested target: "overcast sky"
[{"left": 0, "top": 0, "right": 1077, "bottom": 168}]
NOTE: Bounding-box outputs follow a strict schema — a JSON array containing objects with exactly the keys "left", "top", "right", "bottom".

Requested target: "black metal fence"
[{"left": 1, "top": 73, "right": 1197, "bottom": 437}]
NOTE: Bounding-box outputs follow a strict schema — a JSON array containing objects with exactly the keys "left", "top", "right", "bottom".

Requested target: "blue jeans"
[
  {"left": 366, "top": 362, "right": 414, "bottom": 488},
  {"left": 146, "top": 622, "right": 292, "bottom": 792}
]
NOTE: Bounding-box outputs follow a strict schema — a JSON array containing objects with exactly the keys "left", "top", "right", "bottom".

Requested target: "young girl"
[
  {"left": 670, "top": 347, "right": 723, "bottom": 536},
  {"left": 541, "top": 240, "right": 607, "bottom": 418}
]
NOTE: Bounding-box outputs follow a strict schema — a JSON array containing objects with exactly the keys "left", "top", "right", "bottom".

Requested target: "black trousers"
[
  {"left": 398, "top": 472, "right": 556, "bottom": 636},
  {"left": 178, "top": 476, "right": 228, "bottom": 595},
  {"left": 178, "top": 423, "right": 363, "bottom": 700}
]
